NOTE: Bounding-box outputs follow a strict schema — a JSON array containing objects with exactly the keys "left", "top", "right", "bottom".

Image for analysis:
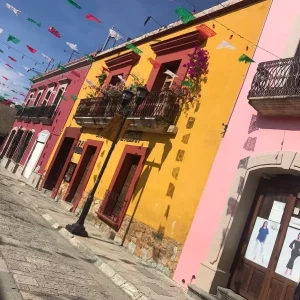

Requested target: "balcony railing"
[
  {"left": 248, "top": 57, "right": 300, "bottom": 116},
  {"left": 74, "top": 90, "right": 180, "bottom": 134},
  {"left": 17, "top": 105, "right": 56, "bottom": 125}
]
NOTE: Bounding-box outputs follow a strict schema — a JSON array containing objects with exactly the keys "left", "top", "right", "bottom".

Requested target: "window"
[
  {"left": 52, "top": 84, "right": 67, "bottom": 106},
  {"left": 41, "top": 88, "right": 54, "bottom": 106},
  {"left": 109, "top": 74, "right": 123, "bottom": 86},
  {"left": 33, "top": 91, "right": 43, "bottom": 106},
  {"left": 25, "top": 93, "right": 34, "bottom": 107},
  {"left": 151, "top": 60, "right": 181, "bottom": 91}
]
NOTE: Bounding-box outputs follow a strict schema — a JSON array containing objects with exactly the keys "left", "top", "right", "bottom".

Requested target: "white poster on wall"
[
  {"left": 275, "top": 226, "right": 300, "bottom": 282},
  {"left": 269, "top": 201, "right": 286, "bottom": 223},
  {"left": 245, "top": 217, "right": 280, "bottom": 268}
]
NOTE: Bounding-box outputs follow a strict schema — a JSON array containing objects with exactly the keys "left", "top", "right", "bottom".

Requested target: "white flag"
[
  {"left": 109, "top": 29, "right": 122, "bottom": 41},
  {"left": 66, "top": 42, "right": 78, "bottom": 52},
  {"left": 18, "top": 72, "right": 25, "bottom": 77},
  {"left": 6, "top": 3, "right": 21, "bottom": 16},
  {"left": 117, "top": 75, "right": 126, "bottom": 83},
  {"left": 23, "top": 65, "right": 30, "bottom": 72},
  {"left": 0, "top": 28, "right": 3, "bottom": 34},
  {"left": 42, "top": 53, "right": 52, "bottom": 63},
  {"left": 164, "top": 69, "right": 178, "bottom": 78},
  {"left": 216, "top": 40, "right": 236, "bottom": 50}
]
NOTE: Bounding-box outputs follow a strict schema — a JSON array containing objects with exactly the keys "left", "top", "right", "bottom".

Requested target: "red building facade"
[{"left": 0, "top": 58, "right": 91, "bottom": 187}]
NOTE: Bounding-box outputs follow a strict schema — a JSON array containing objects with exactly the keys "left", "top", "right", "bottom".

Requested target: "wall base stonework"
[{"left": 72, "top": 191, "right": 182, "bottom": 277}]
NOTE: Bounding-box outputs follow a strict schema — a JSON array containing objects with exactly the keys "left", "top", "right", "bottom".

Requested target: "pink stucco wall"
[
  {"left": 5, "top": 65, "right": 90, "bottom": 175},
  {"left": 174, "top": 0, "right": 300, "bottom": 285}
]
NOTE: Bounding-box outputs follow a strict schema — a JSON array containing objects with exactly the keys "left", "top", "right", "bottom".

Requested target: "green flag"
[
  {"left": 175, "top": 7, "right": 196, "bottom": 24},
  {"left": 27, "top": 18, "right": 41, "bottom": 27},
  {"left": 126, "top": 44, "right": 143, "bottom": 55},
  {"left": 57, "top": 64, "right": 66, "bottom": 71},
  {"left": 182, "top": 80, "right": 193, "bottom": 87},
  {"left": 66, "top": 0, "right": 81, "bottom": 9},
  {"left": 7, "top": 34, "right": 20, "bottom": 44},
  {"left": 84, "top": 54, "right": 95, "bottom": 62},
  {"left": 0, "top": 49, "right": 4, "bottom": 53},
  {"left": 61, "top": 95, "right": 67, "bottom": 101},
  {"left": 238, "top": 54, "right": 255, "bottom": 64},
  {"left": 4, "top": 93, "right": 9, "bottom": 97},
  {"left": 70, "top": 95, "right": 77, "bottom": 101},
  {"left": 23, "top": 87, "right": 30, "bottom": 91}
]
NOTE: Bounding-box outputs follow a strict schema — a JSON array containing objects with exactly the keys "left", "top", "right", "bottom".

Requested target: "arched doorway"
[
  {"left": 23, "top": 130, "right": 49, "bottom": 179},
  {"left": 0, "top": 129, "right": 16, "bottom": 159}
]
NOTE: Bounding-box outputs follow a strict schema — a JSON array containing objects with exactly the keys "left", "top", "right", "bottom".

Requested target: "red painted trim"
[
  {"left": 146, "top": 48, "right": 195, "bottom": 91},
  {"left": 40, "top": 127, "right": 81, "bottom": 198},
  {"left": 97, "top": 145, "right": 149, "bottom": 230},
  {"left": 105, "top": 52, "right": 140, "bottom": 71},
  {"left": 63, "top": 139, "right": 103, "bottom": 211}
]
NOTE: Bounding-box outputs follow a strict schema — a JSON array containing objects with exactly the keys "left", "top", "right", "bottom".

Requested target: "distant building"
[{"left": 0, "top": 103, "right": 17, "bottom": 147}]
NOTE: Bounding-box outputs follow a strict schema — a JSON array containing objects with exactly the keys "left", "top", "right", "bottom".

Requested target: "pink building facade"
[
  {"left": 175, "top": 0, "right": 300, "bottom": 299},
  {"left": 0, "top": 59, "right": 90, "bottom": 187}
]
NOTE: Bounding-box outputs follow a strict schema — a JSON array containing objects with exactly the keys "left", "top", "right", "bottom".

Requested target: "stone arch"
[{"left": 194, "top": 151, "right": 300, "bottom": 293}]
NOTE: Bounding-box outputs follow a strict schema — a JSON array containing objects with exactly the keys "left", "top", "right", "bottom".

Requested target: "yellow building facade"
[{"left": 41, "top": 0, "right": 271, "bottom": 277}]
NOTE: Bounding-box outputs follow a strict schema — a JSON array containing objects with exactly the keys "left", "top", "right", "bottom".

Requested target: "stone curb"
[{"left": 12, "top": 186, "right": 150, "bottom": 300}]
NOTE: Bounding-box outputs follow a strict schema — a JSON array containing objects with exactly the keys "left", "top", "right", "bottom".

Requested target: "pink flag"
[
  {"left": 86, "top": 14, "right": 101, "bottom": 23},
  {"left": 5, "top": 64, "right": 13, "bottom": 69}
]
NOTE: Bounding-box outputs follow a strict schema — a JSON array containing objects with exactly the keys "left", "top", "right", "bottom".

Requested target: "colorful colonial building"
[
  {"left": 0, "top": 58, "right": 91, "bottom": 187},
  {"left": 175, "top": 0, "right": 300, "bottom": 299},
  {"left": 41, "top": 0, "right": 271, "bottom": 279}
]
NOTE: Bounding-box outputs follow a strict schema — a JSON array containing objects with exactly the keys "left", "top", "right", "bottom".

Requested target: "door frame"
[
  {"left": 65, "top": 139, "right": 103, "bottom": 211},
  {"left": 41, "top": 127, "right": 81, "bottom": 198},
  {"left": 97, "top": 145, "right": 149, "bottom": 230}
]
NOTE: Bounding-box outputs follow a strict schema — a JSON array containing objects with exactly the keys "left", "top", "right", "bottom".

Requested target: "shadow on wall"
[{"left": 256, "top": 113, "right": 300, "bottom": 131}]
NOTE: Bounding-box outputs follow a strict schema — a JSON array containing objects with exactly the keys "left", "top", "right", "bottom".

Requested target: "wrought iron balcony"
[
  {"left": 248, "top": 57, "right": 300, "bottom": 116},
  {"left": 74, "top": 90, "right": 180, "bottom": 134},
  {"left": 16, "top": 105, "right": 56, "bottom": 125}
]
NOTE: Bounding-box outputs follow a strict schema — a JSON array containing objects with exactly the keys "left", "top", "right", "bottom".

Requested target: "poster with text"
[
  {"left": 245, "top": 217, "right": 280, "bottom": 268},
  {"left": 275, "top": 226, "right": 300, "bottom": 282}
]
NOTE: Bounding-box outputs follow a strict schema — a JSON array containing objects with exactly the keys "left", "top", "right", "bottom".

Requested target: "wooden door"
[{"left": 230, "top": 176, "right": 299, "bottom": 300}]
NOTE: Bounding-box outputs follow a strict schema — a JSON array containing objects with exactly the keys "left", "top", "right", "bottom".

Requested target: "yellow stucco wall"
[{"left": 45, "top": 0, "right": 271, "bottom": 244}]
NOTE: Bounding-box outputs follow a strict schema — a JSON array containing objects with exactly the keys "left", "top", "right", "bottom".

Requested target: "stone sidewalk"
[{"left": 0, "top": 167, "right": 190, "bottom": 300}]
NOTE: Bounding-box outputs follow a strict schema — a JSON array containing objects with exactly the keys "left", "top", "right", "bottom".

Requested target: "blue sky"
[{"left": 0, "top": 0, "right": 224, "bottom": 103}]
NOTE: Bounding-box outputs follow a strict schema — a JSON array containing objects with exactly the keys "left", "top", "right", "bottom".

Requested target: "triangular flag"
[
  {"left": 27, "top": 18, "right": 41, "bottom": 27},
  {"left": 66, "top": 0, "right": 81, "bottom": 9},
  {"left": 70, "top": 95, "right": 77, "bottom": 101},
  {"left": 4, "top": 93, "right": 9, "bottom": 96},
  {"left": 109, "top": 29, "right": 122, "bottom": 41},
  {"left": 2, "top": 77, "right": 8, "bottom": 80},
  {"left": 57, "top": 64, "right": 66, "bottom": 71},
  {"left": 61, "top": 95, "right": 67, "bottom": 101},
  {"left": 23, "top": 87, "right": 30, "bottom": 90},
  {"left": 0, "top": 28, "right": 3, "bottom": 34},
  {"left": 48, "top": 27, "right": 61, "bottom": 38},
  {"left": 148, "top": 58, "right": 161, "bottom": 69},
  {"left": 216, "top": 40, "right": 236, "bottom": 50},
  {"left": 26, "top": 45, "right": 37, "bottom": 54},
  {"left": 7, "top": 35, "right": 20, "bottom": 44},
  {"left": 0, "top": 49, "right": 4, "bottom": 53},
  {"left": 238, "top": 54, "right": 255, "bottom": 63},
  {"left": 6, "top": 3, "right": 21, "bottom": 16},
  {"left": 18, "top": 72, "right": 25, "bottom": 77},
  {"left": 42, "top": 53, "right": 52, "bottom": 63},
  {"left": 5, "top": 64, "right": 13, "bottom": 69},
  {"left": 23, "top": 65, "right": 30, "bottom": 71},
  {"left": 144, "top": 16, "right": 151, "bottom": 26},
  {"left": 86, "top": 14, "right": 101, "bottom": 23},
  {"left": 164, "top": 69, "right": 178, "bottom": 78},
  {"left": 66, "top": 42, "right": 78, "bottom": 51},
  {"left": 8, "top": 56, "right": 17, "bottom": 62},
  {"left": 196, "top": 24, "right": 216, "bottom": 38},
  {"left": 85, "top": 79, "right": 94, "bottom": 86},
  {"left": 182, "top": 80, "right": 193, "bottom": 87},
  {"left": 71, "top": 70, "right": 80, "bottom": 78},
  {"left": 84, "top": 54, "right": 95, "bottom": 62},
  {"left": 175, "top": 7, "right": 195, "bottom": 24},
  {"left": 126, "top": 44, "right": 142, "bottom": 55}
]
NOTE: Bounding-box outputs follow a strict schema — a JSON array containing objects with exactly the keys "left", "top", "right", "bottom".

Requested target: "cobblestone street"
[{"left": 0, "top": 175, "right": 130, "bottom": 300}]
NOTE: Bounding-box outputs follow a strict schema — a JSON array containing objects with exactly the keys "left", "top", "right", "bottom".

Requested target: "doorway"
[
  {"left": 230, "top": 175, "right": 299, "bottom": 299},
  {"left": 0, "top": 129, "right": 16, "bottom": 159},
  {"left": 23, "top": 141, "right": 45, "bottom": 178},
  {"left": 65, "top": 142, "right": 99, "bottom": 205},
  {"left": 43, "top": 137, "right": 74, "bottom": 191}
]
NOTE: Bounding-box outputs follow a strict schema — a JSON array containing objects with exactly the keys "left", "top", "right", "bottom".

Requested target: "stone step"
[
  {"left": 217, "top": 287, "right": 246, "bottom": 300},
  {"left": 188, "top": 284, "right": 218, "bottom": 300}
]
